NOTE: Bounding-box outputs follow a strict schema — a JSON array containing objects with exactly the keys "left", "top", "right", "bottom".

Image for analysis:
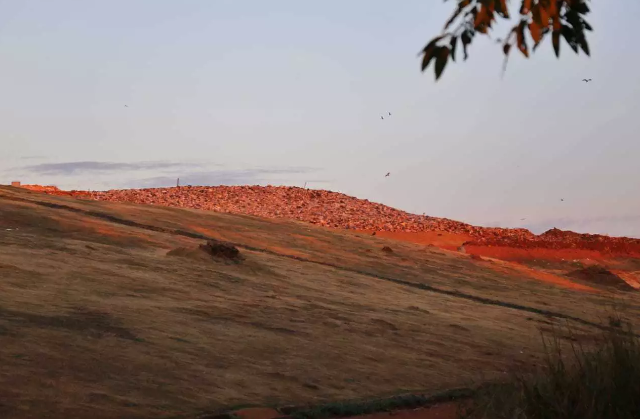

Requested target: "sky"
[{"left": 1, "top": 0, "right": 639, "bottom": 238}]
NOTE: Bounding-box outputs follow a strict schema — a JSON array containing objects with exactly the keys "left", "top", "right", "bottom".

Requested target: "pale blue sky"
[{"left": 1, "top": 1, "right": 639, "bottom": 237}]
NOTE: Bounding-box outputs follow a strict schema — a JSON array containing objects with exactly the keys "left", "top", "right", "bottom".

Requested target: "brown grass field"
[{"left": 1, "top": 186, "right": 640, "bottom": 419}]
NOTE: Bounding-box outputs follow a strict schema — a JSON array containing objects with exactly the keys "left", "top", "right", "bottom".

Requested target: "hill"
[
  {"left": 2, "top": 185, "right": 640, "bottom": 418},
  {"left": 20, "top": 185, "right": 640, "bottom": 258}
]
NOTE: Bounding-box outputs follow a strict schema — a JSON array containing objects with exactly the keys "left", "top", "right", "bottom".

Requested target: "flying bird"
[
  {"left": 388, "top": 112, "right": 391, "bottom": 116},
  {"left": 521, "top": 218, "right": 526, "bottom": 221},
  {"left": 385, "top": 172, "right": 390, "bottom": 177},
  {"left": 125, "top": 105, "right": 129, "bottom": 107},
  {"left": 561, "top": 199, "right": 564, "bottom": 202},
  {"left": 381, "top": 116, "right": 384, "bottom": 120},
  {"left": 582, "top": 79, "right": 592, "bottom": 82}
]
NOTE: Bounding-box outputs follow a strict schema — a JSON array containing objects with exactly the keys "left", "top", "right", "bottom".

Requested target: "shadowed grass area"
[{"left": 459, "top": 317, "right": 640, "bottom": 419}]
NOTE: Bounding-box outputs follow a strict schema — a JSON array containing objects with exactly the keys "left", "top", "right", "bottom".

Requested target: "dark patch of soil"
[
  {"left": 381, "top": 246, "right": 393, "bottom": 254},
  {"left": 566, "top": 266, "right": 636, "bottom": 291},
  {"left": 167, "top": 239, "right": 242, "bottom": 262}
]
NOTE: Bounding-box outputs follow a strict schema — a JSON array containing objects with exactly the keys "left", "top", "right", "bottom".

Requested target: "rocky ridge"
[{"left": 18, "top": 184, "right": 640, "bottom": 255}]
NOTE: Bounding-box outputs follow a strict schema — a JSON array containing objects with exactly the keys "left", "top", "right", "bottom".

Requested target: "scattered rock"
[
  {"left": 199, "top": 239, "right": 241, "bottom": 260},
  {"left": 381, "top": 246, "right": 393, "bottom": 253}
]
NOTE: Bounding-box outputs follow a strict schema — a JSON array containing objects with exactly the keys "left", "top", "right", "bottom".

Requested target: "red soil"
[
  {"left": 361, "top": 231, "right": 472, "bottom": 252},
  {"left": 462, "top": 245, "right": 607, "bottom": 262},
  {"left": 488, "top": 262, "right": 600, "bottom": 293}
]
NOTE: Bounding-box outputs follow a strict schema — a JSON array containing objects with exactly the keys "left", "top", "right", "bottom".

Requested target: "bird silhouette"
[
  {"left": 521, "top": 218, "right": 526, "bottom": 221},
  {"left": 125, "top": 105, "right": 129, "bottom": 107},
  {"left": 388, "top": 112, "right": 391, "bottom": 116},
  {"left": 385, "top": 172, "right": 390, "bottom": 177},
  {"left": 582, "top": 79, "right": 592, "bottom": 82},
  {"left": 561, "top": 199, "right": 564, "bottom": 202},
  {"left": 381, "top": 116, "right": 384, "bottom": 120}
]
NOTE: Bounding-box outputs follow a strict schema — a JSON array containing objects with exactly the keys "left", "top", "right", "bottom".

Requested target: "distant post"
[{"left": 177, "top": 178, "right": 180, "bottom": 187}]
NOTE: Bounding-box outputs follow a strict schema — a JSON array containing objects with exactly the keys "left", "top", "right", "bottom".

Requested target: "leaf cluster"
[{"left": 421, "top": 0, "right": 593, "bottom": 80}]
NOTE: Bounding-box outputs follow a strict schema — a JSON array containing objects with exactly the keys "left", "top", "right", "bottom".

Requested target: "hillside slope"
[{"left": 1, "top": 186, "right": 640, "bottom": 419}]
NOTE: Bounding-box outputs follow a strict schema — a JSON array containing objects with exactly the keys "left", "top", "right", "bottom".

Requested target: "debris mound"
[
  {"left": 199, "top": 239, "right": 241, "bottom": 260},
  {"left": 381, "top": 246, "right": 393, "bottom": 253},
  {"left": 19, "top": 185, "right": 640, "bottom": 256},
  {"left": 566, "top": 266, "right": 636, "bottom": 291}
]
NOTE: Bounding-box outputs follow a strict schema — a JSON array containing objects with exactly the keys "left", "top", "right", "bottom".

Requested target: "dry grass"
[
  {"left": 1, "top": 186, "right": 640, "bottom": 419},
  {"left": 459, "top": 319, "right": 640, "bottom": 419}
]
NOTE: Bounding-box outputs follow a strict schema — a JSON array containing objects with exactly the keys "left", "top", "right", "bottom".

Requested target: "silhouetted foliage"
[
  {"left": 460, "top": 317, "right": 640, "bottom": 419},
  {"left": 422, "top": 0, "right": 593, "bottom": 80}
]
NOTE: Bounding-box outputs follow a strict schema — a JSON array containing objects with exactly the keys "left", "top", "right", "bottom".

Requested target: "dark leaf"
[
  {"left": 529, "top": 21, "right": 543, "bottom": 45},
  {"left": 565, "top": 10, "right": 582, "bottom": 33},
  {"left": 421, "top": 48, "right": 437, "bottom": 71},
  {"left": 444, "top": 1, "right": 469, "bottom": 30},
  {"left": 461, "top": 30, "right": 472, "bottom": 60},
  {"left": 578, "top": 36, "right": 590, "bottom": 56},
  {"left": 516, "top": 22, "right": 529, "bottom": 58},
  {"left": 420, "top": 36, "right": 443, "bottom": 71},
  {"left": 531, "top": 4, "right": 542, "bottom": 26},
  {"left": 561, "top": 25, "right": 578, "bottom": 53},
  {"left": 574, "top": 1, "right": 590, "bottom": 14},
  {"left": 583, "top": 19, "right": 593, "bottom": 31},
  {"left": 450, "top": 36, "right": 458, "bottom": 62},
  {"left": 495, "top": 0, "right": 506, "bottom": 18},
  {"left": 520, "top": 0, "right": 532, "bottom": 14},
  {"left": 552, "top": 30, "right": 561, "bottom": 57},
  {"left": 474, "top": 5, "right": 488, "bottom": 29},
  {"left": 434, "top": 47, "right": 450, "bottom": 80},
  {"left": 538, "top": 4, "right": 550, "bottom": 27},
  {"left": 421, "top": 35, "right": 443, "bottom": 54}
]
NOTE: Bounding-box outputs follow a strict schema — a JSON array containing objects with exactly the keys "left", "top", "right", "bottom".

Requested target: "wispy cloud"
[
  {"left": 19, "top": 155, "right": 47, "bottom": 161},
  {"left": 7, "top": 159, "right": 325, "bottom": 192},
  {"left": 18, "top": 160, "right": 205, "bottom": 175},
  {"left": 129, "top": 167, "right": 321, "bottom": 188}
]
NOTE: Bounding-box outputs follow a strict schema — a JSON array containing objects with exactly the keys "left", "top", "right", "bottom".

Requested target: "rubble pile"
[
  {"left": 467, "top": 228, "right": 640, "bottom": 254},
  {"left": 75, "top": 186, "right": 523, "bottom": 237},
  {"left": 21, "top": 184, "right": 640, "bottom": 254}
]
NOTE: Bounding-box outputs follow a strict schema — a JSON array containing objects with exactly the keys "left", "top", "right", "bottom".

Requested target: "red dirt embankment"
[{"left": 17, "top": 185, "right": 640, "bottom": 258}]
